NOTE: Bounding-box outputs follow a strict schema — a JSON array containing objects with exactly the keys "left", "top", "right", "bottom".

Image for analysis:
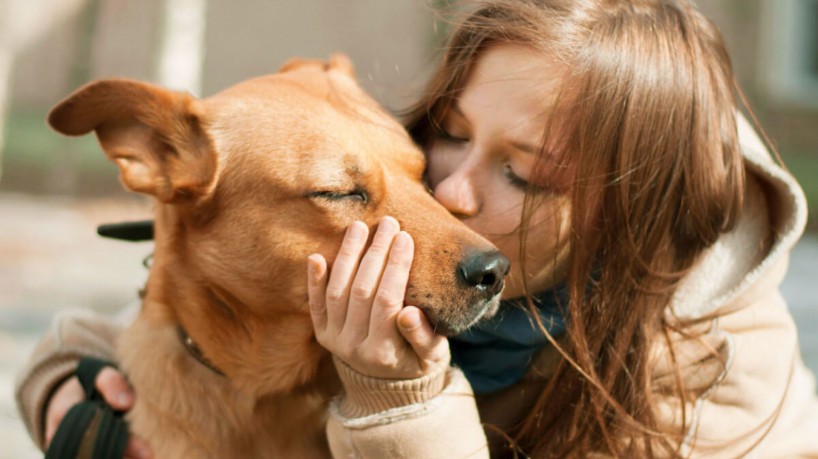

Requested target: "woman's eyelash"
[
  {"left": 435, "top": 126, "right": 469, "bottom": 143},
  {"left": 504, "top": 164, "right": 530, "bottom": 191}
]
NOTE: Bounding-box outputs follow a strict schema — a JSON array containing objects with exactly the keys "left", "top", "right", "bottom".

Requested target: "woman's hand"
[
  {"left": 45, "top": 368, "right": 152, "bottom": 458},
  {"left": 308, "top": 216, "right": 450, "bottom": 379}
]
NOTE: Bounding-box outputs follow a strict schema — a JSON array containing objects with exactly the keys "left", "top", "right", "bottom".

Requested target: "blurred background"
[{"left": 0, "top": 0, "right": 816, "bottom": 456}]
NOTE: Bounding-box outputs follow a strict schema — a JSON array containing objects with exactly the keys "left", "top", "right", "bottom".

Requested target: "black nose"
[{"left": 457, "top": 250, "right": 510, "bottom": 297}]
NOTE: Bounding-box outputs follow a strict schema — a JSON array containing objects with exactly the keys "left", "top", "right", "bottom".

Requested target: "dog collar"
[
  {"left": 177, "top": 326, "right": 226, "bottom": 377},
  {"left": 101, "top": 221, "right": 222, "bottom": 377}
]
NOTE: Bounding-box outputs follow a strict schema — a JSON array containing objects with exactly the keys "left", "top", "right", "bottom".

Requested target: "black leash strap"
[
  {"left": 45, "top": 357, "right": 130, "bottom": 459},
  {"left": 96, "top": 220, "right": 154, "bottom": 242}
]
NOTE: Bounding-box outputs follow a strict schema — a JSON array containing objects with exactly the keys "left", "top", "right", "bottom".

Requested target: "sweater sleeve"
[
  {"left": 327, "top": 357, "right": 489, "bottom": 458},
  {"left": 14, "top": 306, "right": 133, "bottom": 450}
]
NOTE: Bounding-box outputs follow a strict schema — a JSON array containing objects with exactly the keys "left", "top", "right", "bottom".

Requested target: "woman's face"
[{"left": 426, "top": 44, "right": 573, "bottom": 299}]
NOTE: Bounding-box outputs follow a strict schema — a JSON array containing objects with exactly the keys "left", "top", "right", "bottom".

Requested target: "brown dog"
[{"left": 47, "top": 55, "right": 509, "bottom": 458}]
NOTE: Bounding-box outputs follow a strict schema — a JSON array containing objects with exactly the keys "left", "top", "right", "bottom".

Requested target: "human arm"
[
  {"left": 326, "top": 360, "right": 487, "bottom": 458},
  {"left": 308, "top": 217, "right": 489, "bottom": 458},
  {"left": 15, "top": 306, "right": 152, "bottom": 458}
]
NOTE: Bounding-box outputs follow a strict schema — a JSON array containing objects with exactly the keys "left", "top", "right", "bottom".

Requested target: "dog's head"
[{"left": 48, "top": 55, "right": 509, "bottom": 387}]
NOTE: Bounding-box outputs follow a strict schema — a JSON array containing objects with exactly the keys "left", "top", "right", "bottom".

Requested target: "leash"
[
  {"left": 44, "top": 357, "right": 130, "bottom": 459},
  {"left": 96, "top": 220, "right": 154, "bottom": 241}
]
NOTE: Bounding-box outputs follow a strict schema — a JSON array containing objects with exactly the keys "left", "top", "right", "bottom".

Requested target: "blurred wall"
[
  {"left": 11, "top": 0, "right": 434, "bottom": 111},
  {"left": 700, "top": 0, "right": 818, "bottom": 154},
  {"left": 11, "top": 0, "right": 165, "bottom": 107},
  {"left": 2, "top": 0, "right": 817, "bottom": 197},
  {"left": 2, "top": 0, "right": 437, "bottom": 197},
  {"left": 201, "top": 0, "right": 435, "bottom": 110}
]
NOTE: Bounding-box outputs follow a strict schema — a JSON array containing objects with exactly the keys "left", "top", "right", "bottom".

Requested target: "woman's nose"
[{"left": 433, "top": 166, "right": 480, "bottom": 218}]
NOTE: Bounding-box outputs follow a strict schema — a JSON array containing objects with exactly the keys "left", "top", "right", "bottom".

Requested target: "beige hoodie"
[{"left": 15, "top": 116, "right": 818, "bottom": 457}]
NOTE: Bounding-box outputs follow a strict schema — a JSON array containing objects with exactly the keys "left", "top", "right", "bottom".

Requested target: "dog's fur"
[{"left": 48, "top": 56, "right": 505, "bottom": 457}]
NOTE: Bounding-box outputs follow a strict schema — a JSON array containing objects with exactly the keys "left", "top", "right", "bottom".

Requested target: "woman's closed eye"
[
  {"left": 503, "top": 164, "right": 531, "bottom": 192},
  {"left": 435, "top": 126, "right": 469, "bottom": 144}
]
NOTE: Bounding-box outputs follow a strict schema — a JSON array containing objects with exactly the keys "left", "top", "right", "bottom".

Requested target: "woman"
[{"left": 18, "top": 1, "right": 818, "bottom": 457}]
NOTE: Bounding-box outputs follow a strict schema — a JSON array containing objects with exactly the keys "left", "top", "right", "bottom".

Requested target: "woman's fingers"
[
  {"left": 95, "top": 366, "right": 135, "bottom": 410},
  {"left": 368, "top": 231, "right": 414, "bottom": 339},
  {"left": 44, "top": 370, "right": 151, "bottom": 457},
  {"left": 307, "top": 254, "right": 329, "bottom": 334},
  {"left": 124, "top": 436, "right": 153, "bottom": 459},
  {"left": 345, "top": 217, "right": 401, "bottom": 339},
  {"left": 398, "top": 306, "right": 450, "bottom": 369},
  {"left": 323, "top": 221, "right": 369, "bottom": 331},
  {"left": 45, "top": 368, "right": 151, "bottom": 458},
  {"left": 309, "top": 217, "right": 443, "bottom": 379},
  {"left": 44, "top": 376, "right": 84, "bottom": 447}
]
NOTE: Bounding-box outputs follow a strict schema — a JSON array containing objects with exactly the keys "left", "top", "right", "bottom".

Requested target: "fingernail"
[
  {"left": 394, "top": 231, "right": 410, "bottom": 250},
  {"left": 347, "top": 221, "right": 365, "bottom": 240},
  {"left": 117, "top": 392, "right": 132, "bottom": 405},
  {"left": 307, "top": 255, "right": 318, "bottom": 273},
  {"left": 379, "top": 216, "right": 398, "bottom": 232},
  {"left": 400, "top": 310, "right": 421, "bottom": 329}
]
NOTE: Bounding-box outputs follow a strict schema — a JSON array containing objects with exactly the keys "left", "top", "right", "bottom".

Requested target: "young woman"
[{"left": 17, "top": 1, "right": 818, "bottom": 457}]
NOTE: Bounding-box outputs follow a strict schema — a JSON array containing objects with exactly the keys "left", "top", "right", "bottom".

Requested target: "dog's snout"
[{"left": 457, "top": 250, "right": 510, "bottom": 296}]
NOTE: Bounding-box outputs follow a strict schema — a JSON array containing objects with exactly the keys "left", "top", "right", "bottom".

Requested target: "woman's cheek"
[
  {"left": 425, "top": 145, "right": 460, "bottom": 188},
  {"left": 508, "top": 197, "right": 573, "bottom": 294}
]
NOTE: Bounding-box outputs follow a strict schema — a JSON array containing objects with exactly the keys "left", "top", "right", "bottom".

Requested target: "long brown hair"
[{"left": 406, "top": 1, "right": 745, "bottom": 456}]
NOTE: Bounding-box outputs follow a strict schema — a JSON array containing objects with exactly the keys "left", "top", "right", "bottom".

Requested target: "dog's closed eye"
[{"left": 306, "top": 188, "right": 369, "bottom": 204}]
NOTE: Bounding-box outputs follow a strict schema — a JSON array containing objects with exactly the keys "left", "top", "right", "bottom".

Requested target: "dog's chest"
[
  {"left": 117, "top": 318, "right": 332, "bottom": 458},
  {"left": 126, "top": 390, "right": 331, "bottom": 458}
]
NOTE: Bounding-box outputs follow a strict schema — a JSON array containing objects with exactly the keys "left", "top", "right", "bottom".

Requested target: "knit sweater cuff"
[
  {"left": 333, "top": 357, "right": 448, "bottom": 419},
  {"left": 16, "top": 350, "right": 91, "bottom": 450}
]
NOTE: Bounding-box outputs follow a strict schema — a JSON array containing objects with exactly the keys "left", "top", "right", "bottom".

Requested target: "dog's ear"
[
  {"left": 328, "top": 54, "right": 356, "bottom": 79},
  {"left": 48, "top": 79, "right": 218, "bottom": 203},
  {"left": 278, "top": 54, "right": 356, "bottom": 79}
]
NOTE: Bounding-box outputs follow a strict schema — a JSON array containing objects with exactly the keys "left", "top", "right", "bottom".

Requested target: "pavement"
[{"left": 0, "top": 192, "right": 816, "bottom": 458}]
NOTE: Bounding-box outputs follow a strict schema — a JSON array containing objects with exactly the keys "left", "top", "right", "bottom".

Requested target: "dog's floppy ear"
[
  {"left": 328, "top": 54, "right": 355, "bottom": 79},
  {"left": 48, "top": 79, "right": 218, "bottom": 203},
  {"left": 278, "top": 54, "right": 356, "bottom": 79}
]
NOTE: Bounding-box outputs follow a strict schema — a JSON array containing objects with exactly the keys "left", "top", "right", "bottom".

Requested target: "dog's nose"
[{"left": 457, "top": 250, "right": 510, "bottom": 297}]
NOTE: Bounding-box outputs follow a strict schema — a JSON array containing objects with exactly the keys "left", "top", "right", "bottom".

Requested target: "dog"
[{"left": 47, "top": 55, "right": 509, "bottom": 458}]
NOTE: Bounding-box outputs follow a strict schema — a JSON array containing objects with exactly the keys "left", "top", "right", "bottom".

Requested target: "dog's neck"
[
  {"left": 129, "top": 208, "right": 338, "bottom": 399},
  {"left": 143, "top": 271, "right": 329, "bottom": 392}
]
